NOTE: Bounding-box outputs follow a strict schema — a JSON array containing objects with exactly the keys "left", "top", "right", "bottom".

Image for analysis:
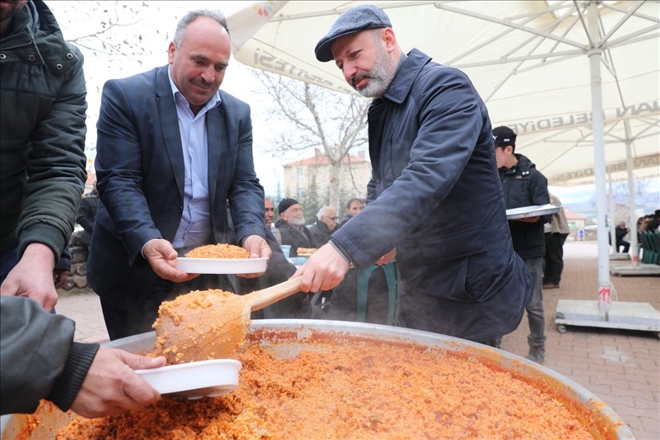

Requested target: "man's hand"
[
  {"left": 514, "top": 215, "right": 540, "bottom": 223},
  {"left": 375, "top": 248, "right": 396, "bottom": 266},
  {"left": 143, "top": 239, "right": 198, "bottom": 283},
  {"left": 0, "top": 243, "right": 58, "bottom": 311},
  {"left": 239, "top": 235, "right": 271, "bottom": 279},
  {"left": 292, "top": 243, "right": 350, "bottom": 292},
  {"left": 53, "top": 269, "right": 70, "bottom": 289},
  {"left": 70, "top": 349, "right": 166, "bottom": 418}
]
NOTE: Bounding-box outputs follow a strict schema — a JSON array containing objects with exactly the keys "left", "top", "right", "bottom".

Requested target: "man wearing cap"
[
  {"left": 294, "top": 5, "right": 532, "bottom": 347},
  {"left": 275, "top": 198, "right": 318, "bottom": 258},
  {"left": 494, "top": 125, "right": 550, "bottom": 363}
]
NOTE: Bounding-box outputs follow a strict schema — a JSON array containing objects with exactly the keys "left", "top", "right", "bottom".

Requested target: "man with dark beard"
[
  {"left": 275, "top": 198, "right": 318, "bottom": 258},
  {"left": 293, "top": 5, "right": 531, "bottom": 347}
]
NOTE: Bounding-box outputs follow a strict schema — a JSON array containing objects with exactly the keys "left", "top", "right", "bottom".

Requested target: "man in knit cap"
[{"left": 275, "top": 198, "right": 318, "bottom": 258}]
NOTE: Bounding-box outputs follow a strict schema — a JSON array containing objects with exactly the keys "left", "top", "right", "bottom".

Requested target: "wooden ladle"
[{"left": 153, "top": 277, "right": 302, "bottom": 364}]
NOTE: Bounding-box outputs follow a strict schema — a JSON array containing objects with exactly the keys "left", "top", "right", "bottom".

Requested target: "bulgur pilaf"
[
  {"left": 56, "top": 336, "right": 598, "bottom": 440},
  {"left": 185, "top": 244, "right": 249, "bottom": 259}
]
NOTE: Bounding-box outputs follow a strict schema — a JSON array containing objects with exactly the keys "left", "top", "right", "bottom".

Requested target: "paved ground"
[{"left": 56, "top": 240, "right": 659, "bottom": 439}]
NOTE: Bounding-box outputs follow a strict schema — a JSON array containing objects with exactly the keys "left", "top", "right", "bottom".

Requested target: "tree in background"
[
  {"left": 48, "top": 1, "right": 239, "bottom": 158},
  {"left": 300, "top": 173, "right": 325, "bottom": 227},
  {"left": 589, "top": 179, "right": 657, "bottom": 225},
  {"left": 251, "top": 69, "right": 369, "bottom": 211},
  {"left": 48, "top": 1, "right": 173, "bottom": 158}
]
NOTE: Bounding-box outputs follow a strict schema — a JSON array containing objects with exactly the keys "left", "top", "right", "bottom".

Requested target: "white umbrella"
[{"left": 227, "top": 1, "right": 659, "bottom": 306}]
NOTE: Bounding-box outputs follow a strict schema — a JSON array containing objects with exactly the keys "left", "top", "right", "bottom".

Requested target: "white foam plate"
[
  {"left": 176, "top": 257, "right": 268, "bottom": 274},
  {"left": 506, "top": 204, "right": 561, "bottom": 220},
  {"left": 135, "top": 359, "right": 242, "bottom": 400}
]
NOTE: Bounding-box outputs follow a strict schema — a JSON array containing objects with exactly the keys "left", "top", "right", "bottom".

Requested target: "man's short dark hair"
[{"left": 346, "top": 197, "right": 365, "bottom": 208}]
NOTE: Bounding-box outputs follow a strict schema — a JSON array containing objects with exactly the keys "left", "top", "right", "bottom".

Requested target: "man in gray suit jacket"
[{"left": 88, "top": 10, "right": 270, "bottom": 340}]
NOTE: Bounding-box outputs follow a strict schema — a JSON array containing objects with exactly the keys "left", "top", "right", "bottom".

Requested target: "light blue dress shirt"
[{"left": 168, "top": 69, "right": 221, "bottom": 249}]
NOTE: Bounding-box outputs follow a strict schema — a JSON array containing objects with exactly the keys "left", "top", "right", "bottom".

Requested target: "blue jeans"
[
  {"left": 524, "top": 257, "right": 545, "bottom": 348},
  {"left": 0, "top": 244, "right": 19, "bottom": 285}
]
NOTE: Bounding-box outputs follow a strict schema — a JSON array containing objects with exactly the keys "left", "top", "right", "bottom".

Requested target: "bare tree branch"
[{"left": 250, "top": 68, "right": 369, "bottom": 209}]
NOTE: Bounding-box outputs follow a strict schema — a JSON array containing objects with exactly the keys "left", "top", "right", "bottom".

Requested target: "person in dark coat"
[
  {"left": 309, "top": 206, "right": 339, "bottom": 247},
  {"left": 1, "top": 0, "right": 87, "bottom": 312},
  {"left": 294, "top": 5, "right": 531, "bottom": 347},
  {"left": 494, "top": 125, "right": 550, "bottom": 364},
  {"left": 336, "top": 198, "right": 364, "bottom": 230},
  {"left": 615, "top": 221, "right": 630, "bottom": 253},
  {"left": 543, "top": 194, "right": 570, "bottom": 289},
  {"left": 275, "top": 198, "right": 318, "bottom": 257},
  {"left": 239, "top": 199, "right": 309, "bottom": 319},
  {"left": 73, "top": 181, "right": 99, "bottom": 251}
]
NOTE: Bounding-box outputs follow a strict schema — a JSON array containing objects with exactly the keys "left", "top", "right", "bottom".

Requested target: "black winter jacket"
[
  {"left": 330, "top": 49, "right": 531, "bottom": 342},
  {"left": 499, "top": 154, "right": 550, "bottom": 259},
  {"left": 309, "top": 221, "right": 332, "bottom": 247},
  {"left": 275, "top": 219, "right": 317, "bottom": 257},
  {"left": 0, "top": 296, "right": 99, "bottom": 415},
  {"left": 0, "top": 0, "right": 87, "bottom": 259},
  {"left": 76, "top": 190, "right": 99, "bottom": 246}
]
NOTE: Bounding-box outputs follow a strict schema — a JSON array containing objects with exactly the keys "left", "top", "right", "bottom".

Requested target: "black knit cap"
[
  {"left": 278, "top": 198, "right": 299, "bottom": 214},
  {"left": 492, "top": 126, "right": 517, "bottom": 147}
]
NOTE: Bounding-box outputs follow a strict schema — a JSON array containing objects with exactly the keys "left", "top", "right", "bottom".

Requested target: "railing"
[{"left": 637, "top": 230, "right": 660, "bottom": 265}]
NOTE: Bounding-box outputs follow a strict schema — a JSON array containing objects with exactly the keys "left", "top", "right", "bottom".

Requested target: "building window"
[
  {"left": 297, "top": 168, "right": 304, "bottom": 178},
  {"left": 297, "top": 188, "right": 306, "bottom": 199}
]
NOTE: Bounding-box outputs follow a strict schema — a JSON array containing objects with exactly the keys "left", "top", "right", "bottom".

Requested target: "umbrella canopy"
[
  {"left": 226, "top": 0, "right": 659, "bottom": 292},
  {"left": 227, "top": 0, "right": 658, "bottom": 186}
]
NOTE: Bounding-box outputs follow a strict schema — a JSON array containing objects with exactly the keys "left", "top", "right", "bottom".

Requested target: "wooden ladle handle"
[{"left": 245, "top": 277, "right": 303, "bottom": 312}]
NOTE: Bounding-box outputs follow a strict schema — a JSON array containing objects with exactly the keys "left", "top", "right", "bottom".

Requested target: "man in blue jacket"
[
  {"left": 494, "top": 125, "right": 550, "bottom": 363},
  {"left": 294, "top": 4, "right": 531, "bottom": 346}
]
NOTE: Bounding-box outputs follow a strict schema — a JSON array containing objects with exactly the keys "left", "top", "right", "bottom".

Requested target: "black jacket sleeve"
[
  {"left": 76, "top": 195, "right": 98, "bottom": 233},
  {"left": 0, "top": 296, "right": 99, "bottom": 415},
  {"left": 55, "top": 247, "right": 72, "bottom": 271}
]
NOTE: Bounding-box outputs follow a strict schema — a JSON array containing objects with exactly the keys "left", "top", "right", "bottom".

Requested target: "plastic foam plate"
[
  {"left": 176, "top": 257, "right": 268, "bottom": 274},
  {"left": 135, "top": 359, "right": 242, "bottom": 400}
]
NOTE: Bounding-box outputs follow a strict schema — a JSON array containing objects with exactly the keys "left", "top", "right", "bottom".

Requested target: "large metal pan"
[{"left": 1, "top": 320, "right": 635, "bottom": 439}]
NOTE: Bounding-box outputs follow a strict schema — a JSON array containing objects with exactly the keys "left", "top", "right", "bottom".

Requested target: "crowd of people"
[{"left": 1, "top": 1, "right": 654, "bottom": 423}]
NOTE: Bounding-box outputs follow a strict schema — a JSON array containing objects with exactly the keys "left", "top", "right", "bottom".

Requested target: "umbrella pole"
[
  {"left": 608, "top": 172, "right": 616, "bottom": 255},
  {"left": 587, "top": 1, "right": 611, "bottom": 316},
  {"left": 624, "top": 126, "right": 638, "bottom": 265}
]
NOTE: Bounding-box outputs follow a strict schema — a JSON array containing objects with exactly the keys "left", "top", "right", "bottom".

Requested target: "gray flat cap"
[{"left": 314, "top": 4, "right": 392, "bottom": 62}]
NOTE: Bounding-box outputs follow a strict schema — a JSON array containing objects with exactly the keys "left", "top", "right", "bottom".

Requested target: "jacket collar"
[
  {"left": 1, "top": 0, "right": 78, "bottom": 77},
  {"left": 313, "top": 221, "right": 331, "bottom": 234},
  {"left": 380, "top": 48, "right": 432, "bottom": 105}
]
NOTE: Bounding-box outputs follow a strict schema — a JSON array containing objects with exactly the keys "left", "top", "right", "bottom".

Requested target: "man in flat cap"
[
  {"left": 294, "top": 4, "right": 532, "bottom": 347},
  {"left": 275, "top": 198, "right": 318, "bottom": 258}
]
